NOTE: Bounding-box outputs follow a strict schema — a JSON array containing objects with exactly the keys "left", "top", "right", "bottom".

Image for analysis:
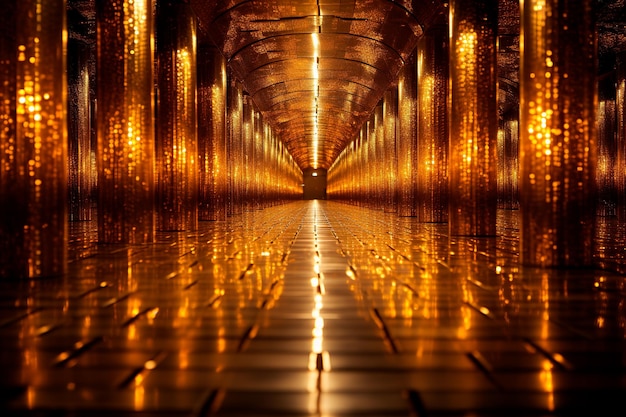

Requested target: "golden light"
[
  {"left": 312, "top": 32, "right": 320, "bottom": 169},
  {"left": 519, "top": 0, "right": 597, "bottom": 266},
  {"left": 96, "top": 0, "right": 155, "bottom": 244}
]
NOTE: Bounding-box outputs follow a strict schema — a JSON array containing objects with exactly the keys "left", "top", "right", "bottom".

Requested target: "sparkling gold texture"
[
  {"left": 448, "top": 0, "right": 498, "bottom": 236},
  {"left": 597, "top": 99, "right": 616, "bottom": 216},
  {"left": 227, "top": 78, "right": 244, "bottom": 217},
  {"left": 519, "top": 0, "right": 597, "bottom": 266},
  {"left": 383, "top": 89, "right": 398, "bottom": 213},
  {"left": 397, "top": 50, "right": 419, "bottom": 217},
  {"left": 156, "top": 1, "right": 198, "bottom": 231},
  {"left": 497, "top": 119, "right": 520, "bottom": 210},
  {"left": 417, "top": 26, "right": 449, "bottom": 223},
  {"left": 198, "top": 45, "right": 227, "bottom": 221},
  {"left": 96, "top": 0, "right": 155, "bottom": 244},
  {"left": 0, "top": 0, "right": 68, "bottom": 278},
  {"left": 202, "top": 0, "right": 424, "bottom": 171},
  {"left": 68, "top": 40, "right": 94, "bottom": 222},
  {"left": 617, "top": 52, "right": 626, "bottom": 220}
]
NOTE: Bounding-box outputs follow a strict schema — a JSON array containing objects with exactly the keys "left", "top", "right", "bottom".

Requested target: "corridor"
[
  {"left": 2, "top": 0, "right": 626, "bottom": 416},
  {"left": 1, "top": 201, "right": 625, "bottom": 416}
]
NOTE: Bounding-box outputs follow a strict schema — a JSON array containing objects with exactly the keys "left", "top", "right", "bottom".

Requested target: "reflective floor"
[{"left": 1, "top": 200, "right": 626, "bottom": 416}]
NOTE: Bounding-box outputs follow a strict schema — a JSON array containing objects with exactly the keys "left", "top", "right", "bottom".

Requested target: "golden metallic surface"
[
  {"left": 327, "top": 88, "right": 397, "bottom": 213},
  {"left": 396, "top": 50, "right": 418, "bottom": 217},
  {"left": 156, "top": 2, "right": 199, "bottom": 231},
  {"left": 617, "top": 52, "right": 626, "bottom": 220},
  {"left": 96, "top": 0, "right": 155, "bottom": 244},
  {"left": 0, "top": 0, "right": 68, "bottom": 278},
  {"left": 519, "top": 0, "right": 598, "bottom": 267},
  {"left": 198, "top": 45, "right": 228, "bottom": 221},
  {"left": 382, "top": 89, "right": 398, "bottom": 213},
  {"left": 3, "top": 201, "right": 626, "bottom": 414},
  {"left": 596, "top": 99, "right": 616, "bottom": 217},
  {"left": 417, "top": 26, "right": 448, "bottom": 223},
  {"left": 227, "top": 78, "right": 244, "bottom": 216},
  {"left": 497, "top": 119, "right": 520, "bottom": 210},
  {"left": 448, "top": 0, "right": 498, "bottom": 236},
  {"left": 155, "top": 2, "right": 199, "bottom": 230},
  {"left": 68, "top": 40, "right": 94, "bottom": 222},
  {"left": 192, "top": 0, "right": 432, "bottom": 171}
]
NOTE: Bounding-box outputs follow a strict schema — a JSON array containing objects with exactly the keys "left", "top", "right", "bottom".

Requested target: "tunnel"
[{"left": 1, "top": 0, "right": 626, "bottom": 415}]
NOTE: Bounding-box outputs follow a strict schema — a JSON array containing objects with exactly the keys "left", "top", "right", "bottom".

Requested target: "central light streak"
[{"left": 311, "top": 33, "right": 320, "bottom": 169}]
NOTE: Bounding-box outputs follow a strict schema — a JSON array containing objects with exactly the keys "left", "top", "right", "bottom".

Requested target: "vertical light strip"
[
  {"left": 396, "top": 50, "right": 418, "bottom": 217},
  {"left": 1, "top": 0, "right": 68, "bottom": 278},
  {"left": 448, "top": 0, "right": 498, "bottom": 236},
  {"left": 97, "top": 0, "right": 155, "bottom": 244},
  {"left": 197, "top": 45, "right": 227, "bottom": 221},
  {"left": 519, "top": 0, "right": 597, "bottom": 266},
  {"left": 417, "top": 26, "right": 449, "bottom": 223},
  {"left": 312, "top": 32, "right": 320, "bottom": 169},
  {"left": 616, "top": 52, "right": 626, "bottom": 221},
  {"left": 156, "top": 1, "right": 198, "bottom": 231}
]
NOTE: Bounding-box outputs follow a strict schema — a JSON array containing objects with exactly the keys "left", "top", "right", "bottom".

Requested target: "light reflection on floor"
[{"left": 1, "top": 200, "right": 625, "bottom": 416}]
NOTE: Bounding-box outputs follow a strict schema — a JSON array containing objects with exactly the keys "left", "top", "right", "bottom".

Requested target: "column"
[
  {"left": 497, "top": 118, "right": 520, "bottom": 210},
  {"left": 519, "top": 0, "right": 597, "bottom": 266},
  {"left": 397, "top": 49, "right": 418, "bottom": 217},
  {"left": 156, "top": 0, "right": 198, "bottom": 231},
  {"left": 0, "top": 0, "right": 67, "bottom": 278},
  {"left": 96, "top": 0, "right": 155, "bottom": 244},
  {"left": 227, "top": 77, "right": 244, "bottom": 216},
  {"left": 68, "top": 39, "right": 94, "bottom": 222},
  {"left": 417, "top": 25, "right": 449, "bottom": 223},
  {"left": 383, "top": 89, "right": 398, "bottom": 213},
  {"left": 373, "top": 102, "right": 385, "bottom": 209},
  {"left": 242, "top": 94, "right": 254, "bottom": 211},
  {"left": 617, "top": 52, "right": 626, "bottom": 220},
  {"left": 597, "top": 85, "right": 616, "bottom": 217},
  {"left": 448, "top": 0, "right": 498, "bottom": 236},
  {"left": 198, "top": 45, "right": 227, "bottom": 221}
]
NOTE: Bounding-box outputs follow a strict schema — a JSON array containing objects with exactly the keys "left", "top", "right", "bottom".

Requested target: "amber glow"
[
  {"left": 156, "top": 3, "right": 198, "bottom": 231},
  {"left": 96, "top": 0, "right": 155, "bottom": 244},
  {"left": 417, "top": 27, "right": 449, "bottom": 222},
  {"left": 449, "top": 0, "right": 498, "bottom": 237},
  {"left": 519, "top": 0, "right": 597, "bottom": 266},
  {"left": 312, "top": 33, "right": 320, "bottom": 169},
  {"left": 0, "top": 0, "right": 67, "bottom": 278},
  {"left": 616, "top": 54, "right": 626, "bottom": 220},
  {"left": 2, "top": 1, "right": 626, "bottom": 415}
]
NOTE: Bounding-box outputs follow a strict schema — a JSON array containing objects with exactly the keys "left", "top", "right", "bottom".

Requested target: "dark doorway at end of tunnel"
[{"left": 302, "top": 168, "right": 327, "bottom": 200}]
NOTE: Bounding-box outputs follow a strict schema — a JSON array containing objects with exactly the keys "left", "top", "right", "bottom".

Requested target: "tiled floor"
[{"left": 1, "top": 200, "right": 625, "bottom": 416}]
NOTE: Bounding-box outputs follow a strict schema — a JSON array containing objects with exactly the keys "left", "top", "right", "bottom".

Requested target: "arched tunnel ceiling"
[{"left": 191, "top": 0, "right": 447, "bottom": 170}]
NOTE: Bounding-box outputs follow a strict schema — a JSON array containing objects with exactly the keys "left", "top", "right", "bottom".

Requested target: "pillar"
[
  {"left": 519, "top": 0, "right": 597, "bottom": 266},
  {"left": 397, "top": 49, "right": 418, "bottom": 217},
  {"left": 497, "top": 118, "right": 520, "bottom": 210},
  {"left": 227, "top": 77, "right": 244, "bottom": 216},
  {"left": 373, "top": 102, "right": 384, "bottom": 209},
  {"left": 198, "top": 45, "right": 227, "bottom": 221},
  {"left": 597, "top": 89, "right": 616, "bottom": 216},
  {"left": 448, "top": 0, "right": 498, "bottom": 236},
  {"left": 242, "top": 94, "right": 254, "bottom": 211},
  {"left": 254, "top": 112, "right": 263, "bottom": 208},
  {"left": 383, "top": 89, "right": 398, "bottom": 213},
  {"left": 96, "top": 0, "right": 155, "bottom": 244},
  {"left": 617, "top": 52, "right": 626, "bottom": 220},
  {"left": 417, "top": 25, "right": 449, "bottom": 223},
  {"left": 156, "top": 0, "right": 198, "bottom": 231},
  {"left": 0, "top": 0, "right": 67, "bottom": 278},
  {"left": 68, "top": 39, "right": 94, "bottom": 222}
]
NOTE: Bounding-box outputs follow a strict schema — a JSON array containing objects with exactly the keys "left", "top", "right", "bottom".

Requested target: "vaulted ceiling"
[
  {"left": 68, "top": 0, "right": 626, "bottom": 171},
  {"left": 191, "top": 1, "right": 446, "bottom": 170}
]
